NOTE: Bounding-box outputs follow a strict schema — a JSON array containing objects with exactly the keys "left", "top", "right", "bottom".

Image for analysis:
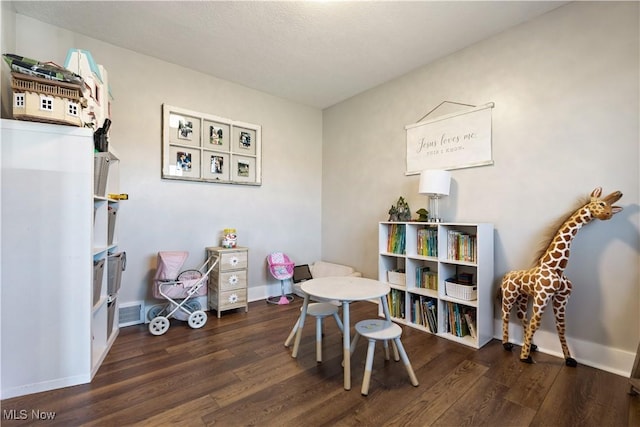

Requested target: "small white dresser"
[{"left": 206, "top": 246, "right": 249, "bottom": 317}]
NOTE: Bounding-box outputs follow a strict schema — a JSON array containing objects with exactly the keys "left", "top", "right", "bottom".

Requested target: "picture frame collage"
[{"left": 162, "top": 104, "right": 262, "bottom": 185}]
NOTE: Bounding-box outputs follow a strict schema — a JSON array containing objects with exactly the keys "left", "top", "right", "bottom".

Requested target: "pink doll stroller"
[
  {"left": 148, "top": 251, "right": 219, "bottom": 335},
  {"left": 266, "top": 252, "right": 295, "bottom": 305}
]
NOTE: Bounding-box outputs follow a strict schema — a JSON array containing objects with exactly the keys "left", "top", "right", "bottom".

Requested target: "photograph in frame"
[
  {"left": 232, "top": 155, "right": 256, "bottom": 183},
  {"left": 204, "top": 120, "right": 230, "bottom": 151},
  {"left": 203, "top": 151, "right": 230, "bottom": 181},
  {"left": 168, "top": 145, "right": 201, "bottom": 178},
  {"left": 234, "top": 126, "right": 257, "bottom": 156},
  {"left": 168, "top": 112, "right": 200, "bottom": 147}
]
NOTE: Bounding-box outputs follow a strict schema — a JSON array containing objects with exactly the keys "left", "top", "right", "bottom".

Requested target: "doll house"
[
  {"left": 9, "top": 71, "right": 84, "bottom": 127},
  {"left": 64, "top": 49, "right": 112, "bottom": 129}
]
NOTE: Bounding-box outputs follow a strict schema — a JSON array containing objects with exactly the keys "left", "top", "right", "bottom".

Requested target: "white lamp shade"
[{"left": 419, "top": 169, "right": 451, "bottom": 196}]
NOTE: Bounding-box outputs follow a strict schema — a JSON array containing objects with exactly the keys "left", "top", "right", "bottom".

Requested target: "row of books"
[
  {"left": 447, "top": 230, "right": 477, "bottom": 262},
  {"left": 417, "top": 227, "right": 438, "bottom": 257},
  {"left": 415, "top": 266, "right": 437, "bottom": 291},
  {"left": 410, "top": 295, "right": 438, "bottom": 333},
  {"left": 444, "top": 302, "right": 477, "bottom": 339},
  {"left": 387, "top": 288, "right": 405, "bottom": 319},
  {"left": 387, "top": 224, "right": 406, "bottom": 254}
]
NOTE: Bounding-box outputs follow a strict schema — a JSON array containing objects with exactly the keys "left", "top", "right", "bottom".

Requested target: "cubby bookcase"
[
  {"left": 378, "top": 221, "right": 494, "bottom": 348},
  {"left": 93, "top": 150, "right": 122, "bottom": 376}
]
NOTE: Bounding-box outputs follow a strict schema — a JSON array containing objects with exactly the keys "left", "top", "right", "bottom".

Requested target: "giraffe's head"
[{"left": 587, "top": 187, "right": 623, "bottom": 220}]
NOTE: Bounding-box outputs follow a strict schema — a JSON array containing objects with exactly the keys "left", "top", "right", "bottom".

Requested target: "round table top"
[{"left": 300, "top": 276, "right": 390, "bottom": 302}]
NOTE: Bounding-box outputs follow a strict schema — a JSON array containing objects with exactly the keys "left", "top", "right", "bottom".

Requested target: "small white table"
[{"left": 293, "top": 276, "right": 391, "bottom": 390}]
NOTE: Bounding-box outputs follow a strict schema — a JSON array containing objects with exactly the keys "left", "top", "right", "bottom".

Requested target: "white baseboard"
[
  {"left": 493, "top": 319, "right": 635, "bottom": 377},
  {"left": 1, "top": 373, "right": 90, "bottom": 400}
]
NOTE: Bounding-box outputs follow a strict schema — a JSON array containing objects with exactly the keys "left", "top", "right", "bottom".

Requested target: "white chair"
[
  {"left": 285, "top": 302, "right": 343, "bottom": 362},
  {"left": 350, "top": 319, "right": 419, "bottom": 396}
]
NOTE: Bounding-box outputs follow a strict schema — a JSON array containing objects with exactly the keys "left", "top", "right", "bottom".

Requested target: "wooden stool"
[
  {"left": 350, "top": 319, "right": 419, "bottom": 396},
  {"left": 285, "top": 302, "right": 343, "bottom": 362}
]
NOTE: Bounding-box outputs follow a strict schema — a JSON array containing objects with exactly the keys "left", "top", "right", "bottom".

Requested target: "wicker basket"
[
  {"left": 387, "top": 271, "right": 406, "bottom": 286},
  {"left": 445, "top": 281, "right": 477, "bottom": 301}
]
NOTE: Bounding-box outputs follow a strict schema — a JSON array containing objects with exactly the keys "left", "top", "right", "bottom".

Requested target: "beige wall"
[
  {"left": 322, "top": 2, "right": 639, "bottom": 374},
  {"left": 9, "top": 13, "right": 324, "bottom": 303}
]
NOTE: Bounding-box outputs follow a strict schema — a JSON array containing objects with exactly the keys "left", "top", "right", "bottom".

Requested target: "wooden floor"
[{"left": 3, "top": 299, "right": 640, "bottom": 426}]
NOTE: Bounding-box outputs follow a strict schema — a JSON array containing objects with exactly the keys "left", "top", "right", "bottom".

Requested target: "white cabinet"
[
  {"left": 0, "top": 119, "right": 119, "bottom": 399},
  {"left": 378, "top": 221, "right": 494, "bottom": 348}
]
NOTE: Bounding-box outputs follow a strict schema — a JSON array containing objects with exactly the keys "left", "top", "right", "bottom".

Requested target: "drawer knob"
[
  {"left": 228, "top": 274, "right": 239, "bottom": 285},
  {"left": 228, "top": 293, "right": 239, "bottom": 303},
  {"left": 229, "top": 256, "right": 239, "bottom": 267}
]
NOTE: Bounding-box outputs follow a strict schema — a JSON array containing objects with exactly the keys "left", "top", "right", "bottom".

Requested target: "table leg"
[
  {"left": 343, "top": 300, "right": 351, "bottom": 390},
  {"left": 380, "top": 294, "right": 392, "bottom": 321},
  {"left": 292, "top": 294, "right": 310, "bottom": 358}
]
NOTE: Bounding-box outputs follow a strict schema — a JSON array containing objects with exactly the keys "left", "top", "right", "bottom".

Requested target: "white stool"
[
  {"left": 350, "top": 319, "right": 419, "bottom": 396},
  {"left": 285, "top": 302, "right": 343, "bottom": 362}
]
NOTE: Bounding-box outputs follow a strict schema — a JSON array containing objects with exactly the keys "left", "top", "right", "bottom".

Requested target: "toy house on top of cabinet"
[{"left": 64, "top": 49, "right": 112, "bottom": 129}]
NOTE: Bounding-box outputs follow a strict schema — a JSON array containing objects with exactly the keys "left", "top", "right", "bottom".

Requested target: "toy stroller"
[{"left": 148, "top": 251, "right": 219, "bottom": 336}]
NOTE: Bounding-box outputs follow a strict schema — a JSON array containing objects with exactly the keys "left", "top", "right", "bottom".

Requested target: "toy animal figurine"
[
  {"left": 388, "top": 197, "right": 412, "bottom": 222},
  {"left": 500, "top": 187, "right": 623, "bottom": 366},
  {"left": 416, "top": 208, "right": 429, "bottom": 222}
]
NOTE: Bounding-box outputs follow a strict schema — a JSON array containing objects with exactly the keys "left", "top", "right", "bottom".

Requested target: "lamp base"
[{"left": 428, "top": 195, "right": 444, "bottom": 223}]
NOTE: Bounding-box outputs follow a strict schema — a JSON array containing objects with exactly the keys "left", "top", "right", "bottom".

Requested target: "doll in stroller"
[{"left": 148, "top": 251, "right": 219, "bottom": 336}]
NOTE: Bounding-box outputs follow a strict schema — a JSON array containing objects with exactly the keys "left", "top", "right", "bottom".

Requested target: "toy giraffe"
[{"left": 501, "top": 187, "right": 623, "bottom": 366}]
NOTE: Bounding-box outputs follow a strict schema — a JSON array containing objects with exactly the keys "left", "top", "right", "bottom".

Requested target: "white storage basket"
[{"left": 445, "top": 281, "right": 477, "bottom": 301}]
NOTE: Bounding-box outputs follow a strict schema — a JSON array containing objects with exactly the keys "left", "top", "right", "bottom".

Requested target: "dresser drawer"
[
  {"left": 218, "top": 251, "right": 248, "bottom": 270},
  {"left": 219, "top": 289, "right": 247, "bottom": 309},
  {"left": 218, "top": 270, "right": 247, "bottom": 291}
]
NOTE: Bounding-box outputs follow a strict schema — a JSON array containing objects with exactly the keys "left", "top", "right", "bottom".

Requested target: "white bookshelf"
[{"left": 378, "top": 221, "right": 494, "bottom": 348}]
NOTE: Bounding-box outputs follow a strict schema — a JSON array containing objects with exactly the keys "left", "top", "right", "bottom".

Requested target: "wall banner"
[{"left": 405, "top": 103, "right": 494, "bottom": 175}]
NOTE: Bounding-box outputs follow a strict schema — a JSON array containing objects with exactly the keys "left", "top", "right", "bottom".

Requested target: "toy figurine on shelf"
[
  {"left": 416, "top": 208, "right": 429, "bottom": 222},
  {"left": 388, "top": 196, "right": 411, "bottom": 222}
]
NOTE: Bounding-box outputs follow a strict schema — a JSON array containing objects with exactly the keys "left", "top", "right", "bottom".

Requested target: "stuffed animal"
[{"left": 500, "top": 187, "right": 623, "bottom": 366}]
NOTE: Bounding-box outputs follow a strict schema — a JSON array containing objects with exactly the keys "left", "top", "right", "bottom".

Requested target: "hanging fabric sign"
[{"left": 405, "top": 103, "right": 494, "bottom": 175}]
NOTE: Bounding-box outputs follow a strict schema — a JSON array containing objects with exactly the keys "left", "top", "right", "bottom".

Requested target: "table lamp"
[{"left": 419, "top": 169, "right": 451, "bottom": 222}]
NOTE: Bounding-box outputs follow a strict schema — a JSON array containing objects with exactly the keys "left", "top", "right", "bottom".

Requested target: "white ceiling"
[{"left": 11, "top": 1, "right": 566, "bottom": 109}]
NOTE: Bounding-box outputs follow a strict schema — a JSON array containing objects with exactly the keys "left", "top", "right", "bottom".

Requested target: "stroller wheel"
[
  {"left": 147, "top": 304, "right": 165, "bottom": 321},
  {"left": 149, "top": 316, "right": 170, "bottom": 335},
  {"left": 188, "top": 310, "right": 207, "bottom": 329}
]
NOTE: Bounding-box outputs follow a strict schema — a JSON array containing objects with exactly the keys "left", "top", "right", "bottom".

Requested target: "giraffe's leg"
[
  {"left": 552, "top": 289, "right": 576, "bottom": 367},
  {"left": 515, "top": 294, "right": 537, "bottom": 352},
  {"left": 500, "top": 284, "right": 516, "bottom": 351},
  {"left": 520, "top": 297, "right": 551, "bottom": 364}
]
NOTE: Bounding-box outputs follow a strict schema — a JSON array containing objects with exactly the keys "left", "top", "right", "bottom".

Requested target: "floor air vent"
[{"left": 119, "top": 301, "right": 145, "bottom": 326}]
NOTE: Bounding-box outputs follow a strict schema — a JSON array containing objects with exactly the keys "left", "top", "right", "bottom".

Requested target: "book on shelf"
[
  {"left": 387, "top": 223, "right": 406, "bottom": 254},
  {"left": 387, "top": 288, "right": 405, "bottom": 319},
  {"left": 447, "top": 230, "right": 477, "bottom": 262},
  {"left": 415, "top": 266, "right": 437, "bottom": 290},
  {"left": 410, "top": 294, "right": 437, "bottom": 333},
  {"left": 417, "top": 227, "right": 438, "bottom": 257},
  {"left": 464, "top": 310, "right": 477, "bottom": 339},
  {"left": 424, "top": 298, "right": 437, "bottom": 333},
  {"left": 445, "top": 302, "right": 476, "bottom": 339}
]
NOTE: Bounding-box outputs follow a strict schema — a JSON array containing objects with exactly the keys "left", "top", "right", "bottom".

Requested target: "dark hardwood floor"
[{"left": 3, "top": 299, "right": 640, "bottom": 426}]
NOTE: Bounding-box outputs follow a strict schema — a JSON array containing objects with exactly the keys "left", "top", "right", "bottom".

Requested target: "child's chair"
[{"left": 266, "top": 252, "right": 295, "bottom": 304}]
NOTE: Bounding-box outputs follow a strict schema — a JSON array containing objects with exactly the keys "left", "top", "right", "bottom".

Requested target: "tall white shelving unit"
[
  {"left": 93, "top": 149, "right": 122, "bottom": 376},
  {"left": 378, "top": 221, "right": 494, "bottom": 349},
  {"left": 0, "top": 119, "right": 120, "bottom": 399}
]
